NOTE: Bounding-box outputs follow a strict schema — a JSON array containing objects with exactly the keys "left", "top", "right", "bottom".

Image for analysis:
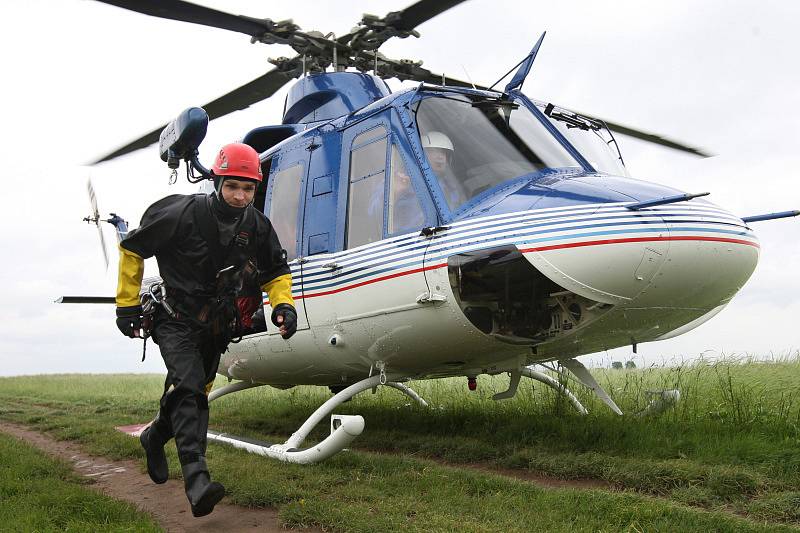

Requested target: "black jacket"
[{"left": 121, "top": 194, "right": 290, "bottom": 300}]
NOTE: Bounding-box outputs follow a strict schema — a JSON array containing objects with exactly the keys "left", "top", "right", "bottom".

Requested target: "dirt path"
[
  {"left": 459, "top": 461, "right": 611, "bottom": 490},
  {"left": 359, "top": 448, "right": 612, "bottom": 491},
  {"left": 0, "top": 421, "right": 315, "bottom": 533},
  {"left": 0, "top": 419, "right": 611, "bottom": 533}
]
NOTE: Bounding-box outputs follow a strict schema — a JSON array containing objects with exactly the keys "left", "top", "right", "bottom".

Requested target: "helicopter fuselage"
[{"left": 215, "top": 74, "right": 759, "bottom": 387}]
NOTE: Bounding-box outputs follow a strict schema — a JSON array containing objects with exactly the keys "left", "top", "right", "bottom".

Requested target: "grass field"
[
  {"left": 0, "top": 355, "right": 798, "bottom": 531},
  {"left": 0, "top": 431, "right": 160, "bottom": 532}
]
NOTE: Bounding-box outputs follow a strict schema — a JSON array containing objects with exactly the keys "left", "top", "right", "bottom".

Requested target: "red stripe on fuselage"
[
  {"left": 518, "top": 235, "right": 760, "bottom": 253},
  {"left": 265, "top": 262, "right": 448, "bottom": 303}
]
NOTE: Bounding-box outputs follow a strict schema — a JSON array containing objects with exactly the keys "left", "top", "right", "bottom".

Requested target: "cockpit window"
[
  {"left": 414, "top": 95, "right": 579, "bottom": 212},
  {"left": 538, "top": 102, "right": 627, "bottom": 176}
]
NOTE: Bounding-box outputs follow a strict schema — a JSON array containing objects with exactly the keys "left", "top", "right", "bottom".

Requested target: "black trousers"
[{"left": 150, "top": 308, "right": 225, "bottom": 466}]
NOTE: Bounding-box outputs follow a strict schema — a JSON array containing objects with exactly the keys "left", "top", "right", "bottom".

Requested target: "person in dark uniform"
[{"left": 114, "top": 143, "right": 297, "bottom": 517}]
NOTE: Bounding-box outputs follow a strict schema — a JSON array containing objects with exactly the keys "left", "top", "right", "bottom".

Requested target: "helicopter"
[{"left": 72, "top": 0, "right": 799, "bottom": 464}]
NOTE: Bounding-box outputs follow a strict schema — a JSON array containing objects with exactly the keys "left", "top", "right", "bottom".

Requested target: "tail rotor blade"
[
  {"left": 87, "top": 179, "right": 100, "bottom": 220},
  {"left": 97, "top": 222, "right": 110, "bottom": 270},
  {"left": 87, "top": 178, "right": 110, "bottom": 269}
]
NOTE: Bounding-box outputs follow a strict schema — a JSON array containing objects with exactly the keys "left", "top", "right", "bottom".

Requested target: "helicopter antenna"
[
  {"left": 461, "top": 64, "right": 477, "bottom": 90},
  {"left": 329, "top": 34, "right": 338, "bottom": 71},
  {"left": 488, "top": 56, "right": 529, "bottom": 92},
  {"left": 489, "top": 32, "right": 546, "bottom": 93},
  {"left": 504, "top": 32, "right": 546, "bottom": 94}
]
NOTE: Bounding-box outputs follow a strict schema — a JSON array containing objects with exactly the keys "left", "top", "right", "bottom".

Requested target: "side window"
[
  {"left": 269, "top": 164, "right": 303, "bottom": 260},
  {"left": 346, "top": 127, "right": 387, "bottom": 248},
  {"left": 388, "top": 145, "right": 424, "bottom": 234}
]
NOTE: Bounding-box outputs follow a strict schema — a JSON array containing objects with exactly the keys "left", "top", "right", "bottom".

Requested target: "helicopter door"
[
  {"left": 305, "top": 116, "right": 431, "bottom": 327},
  {"left": 264, "top": 147, "right": 311, "bottom": 333},
  {"left": 302, "top": 127, "right": 340, "bottom": 259}
]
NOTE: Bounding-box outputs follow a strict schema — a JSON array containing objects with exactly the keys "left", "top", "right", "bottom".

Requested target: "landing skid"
[{"left": 206, "top": 375, "right": 428, "bottom": 464}]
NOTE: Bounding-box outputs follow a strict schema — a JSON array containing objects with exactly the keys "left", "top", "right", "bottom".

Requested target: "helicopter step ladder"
[{"left": 206, "top": 375, "right": 427, "bottom": 464}]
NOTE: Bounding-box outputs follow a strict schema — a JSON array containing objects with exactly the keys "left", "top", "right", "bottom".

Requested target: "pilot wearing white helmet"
[{"left": 420, "top": 131, "right": 466, "bottom": 209}]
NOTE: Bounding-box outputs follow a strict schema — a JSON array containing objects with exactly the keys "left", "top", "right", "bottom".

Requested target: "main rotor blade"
[
  {"left": 391, "top": 0, "right": 471, "bottom": 31},
  {"left": 341, "top": 0, "right": 469, "bottom": 52},
  {"left": 91, "top": 66, "right": 295, "bottom": 164},
  {"left": 95, "top": 0, "right": 272, "bottom": 38},
  {"left": 597, "top": 116, "right": 712, "bottom": 157},
  {"left": 202, "top": 65, "right": 294, "bottom": 121}
]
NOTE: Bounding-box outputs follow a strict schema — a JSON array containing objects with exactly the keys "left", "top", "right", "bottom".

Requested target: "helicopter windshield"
[
  {"left": 538, "top": 102, "right": 627, "bottom": 176},
  {"left": 413, "top": 94, "right": 580, "bottom": 212}
]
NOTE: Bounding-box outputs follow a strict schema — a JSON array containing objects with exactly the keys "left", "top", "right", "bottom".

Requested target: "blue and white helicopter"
[{"left": 85, "top": 0, "right": 798, "bottom": 464}]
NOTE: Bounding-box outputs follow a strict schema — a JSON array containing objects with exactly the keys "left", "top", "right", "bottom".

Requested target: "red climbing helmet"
[{"left": 212, "top": 143, "right": 263, "bottom": 182}]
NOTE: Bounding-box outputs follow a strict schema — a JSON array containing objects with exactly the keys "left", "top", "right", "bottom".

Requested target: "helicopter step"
[{"left": 205, "top": 374, "right": 428, "bottom": 464}]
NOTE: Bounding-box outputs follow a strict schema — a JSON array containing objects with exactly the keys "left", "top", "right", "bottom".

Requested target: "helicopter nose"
[
  {"left": 625, "top": 204, "right": 759, "bottom": 309},
  {"left": 518, "top": 200, "right": 759, "bottom": 309}
]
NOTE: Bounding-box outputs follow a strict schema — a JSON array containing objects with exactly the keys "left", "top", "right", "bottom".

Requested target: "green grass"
[
  {"left": 0, "top": 431, "right": 160, "bottom": 532},
  {"left": 0, "top": 356, "right": 799, "bottom": 531}
]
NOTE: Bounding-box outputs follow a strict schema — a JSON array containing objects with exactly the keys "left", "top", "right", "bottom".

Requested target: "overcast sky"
[{"left": 0, "top": 0, "right": 797, "bottom": 376}]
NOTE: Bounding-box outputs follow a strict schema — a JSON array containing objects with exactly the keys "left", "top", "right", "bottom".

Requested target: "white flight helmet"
[{"left": 420, "top": 131, "right": 454, "bottom": 153}]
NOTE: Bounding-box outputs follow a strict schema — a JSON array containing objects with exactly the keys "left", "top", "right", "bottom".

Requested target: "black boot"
[
  {"left": 140, "top": 424, "right": 169, "bottom": 484},
  {"left": 181, "top": 458, "right": 225, "bottom": 517}
]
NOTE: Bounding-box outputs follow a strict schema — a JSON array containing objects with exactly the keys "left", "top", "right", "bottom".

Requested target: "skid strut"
[
  {"left": 521, "top": 367, "right": 588, "bottom": 415},
  {"left": 489, "top": 358, "right": 623, "bottom": 415},
  {"left": 206, "top": 375, "right": 428, "bottom": 464},
  {"left": 208, "top": 380, "right": 263, "bottom": 402},
  {"left": 384, "top": 381, "right": 429, "bottom": 407}
]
